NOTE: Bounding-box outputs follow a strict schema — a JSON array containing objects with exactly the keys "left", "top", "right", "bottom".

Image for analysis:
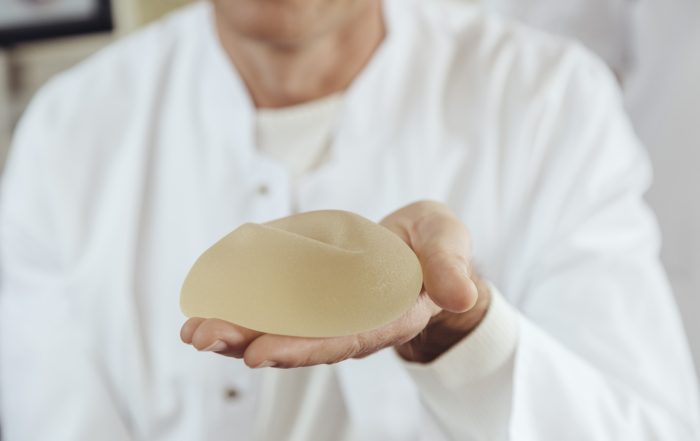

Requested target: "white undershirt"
[{"left": 255, "top": 93, "right": 344, "bottom": 180}]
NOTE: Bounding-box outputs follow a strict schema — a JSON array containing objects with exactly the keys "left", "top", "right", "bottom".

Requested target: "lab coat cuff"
[{"left": 402, "top": 283, "right": 519, "bottom": 389}]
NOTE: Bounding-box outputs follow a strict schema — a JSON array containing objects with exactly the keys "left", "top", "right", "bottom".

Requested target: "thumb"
[{"left": 381, "top": 201, "right": 478, "bottom": 313}]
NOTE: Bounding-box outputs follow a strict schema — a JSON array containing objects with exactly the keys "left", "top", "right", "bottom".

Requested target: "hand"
[{"left": 180, "top": 201, "right": 490, "bottom": 368}]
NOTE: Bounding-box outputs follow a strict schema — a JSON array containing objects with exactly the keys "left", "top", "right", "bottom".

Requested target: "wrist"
[{"left": 396, "top": 275, "right": 492, "bottom": 363}]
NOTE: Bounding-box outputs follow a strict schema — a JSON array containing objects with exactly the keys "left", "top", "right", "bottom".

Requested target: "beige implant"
[{"left": 180, "top": 210, "right": 424, "bottom": 337}]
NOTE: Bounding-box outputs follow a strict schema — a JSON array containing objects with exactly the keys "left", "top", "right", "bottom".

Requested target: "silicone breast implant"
[{"left": 180, "top": 210, "right": 424, "bottom": 337}]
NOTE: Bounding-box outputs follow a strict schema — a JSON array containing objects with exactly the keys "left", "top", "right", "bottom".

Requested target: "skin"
[
  {"left": 182, "top": 201, "right": 491, "bottom": 367},
  {"left": 182, "top": 1, "right": 491, "bottom": 366},
  {"left": 211, "top": 0, "right": 386, "bottom": 107}
]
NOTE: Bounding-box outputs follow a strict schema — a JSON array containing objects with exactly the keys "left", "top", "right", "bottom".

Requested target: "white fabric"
[
  {"left": 255, "top": 93, "right": 343, "bottom": 182},
  {"left": 405, "top": 287, "right": 518, "bottom": 440},
  {"left": 473, "top": 0, "right": 700, "bottom": 386},
  {"left": 1, "top": 0, "right": 699, "bottom": 440}
]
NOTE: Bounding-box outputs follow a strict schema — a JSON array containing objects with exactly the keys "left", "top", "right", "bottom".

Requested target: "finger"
[
  {"left": 188, "top": 318, "right": 263, "bottom": 357},
  {"left": 244, "top": 293, "right": 436, "bottom": 368},
  {"left": 382, "top": 201, "right": 478, "bottom": 313},
  {"left": 180, "top": 317, "right": 206, "bottom": 344}
]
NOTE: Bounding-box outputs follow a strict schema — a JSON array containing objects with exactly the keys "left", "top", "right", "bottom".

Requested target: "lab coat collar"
[{"left": 199, "top": 6, "right": 256, "bottom": 161}]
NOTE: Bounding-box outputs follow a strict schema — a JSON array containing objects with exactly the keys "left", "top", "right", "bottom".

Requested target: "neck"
[{"left": 215, "top": 1, "right": 385, "bottom": 109}]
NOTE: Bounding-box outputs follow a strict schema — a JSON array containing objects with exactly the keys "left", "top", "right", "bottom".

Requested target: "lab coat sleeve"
[
  {"left": 0, "top": 83, "right": 134, "bottom": 440},
  {"left": 403, "top": 47, "right": 700, "bottom": 440},
  {"left": 404, "top": 285, "right": 519, "bottom": 440}
]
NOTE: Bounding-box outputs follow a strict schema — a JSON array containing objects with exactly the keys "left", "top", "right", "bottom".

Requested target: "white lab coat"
[
  {"left": 1, "top": 0, "right": 699, "bottom": 439},
  {"left": 474, "top": 0, "right": 700, "bottom": 382}
]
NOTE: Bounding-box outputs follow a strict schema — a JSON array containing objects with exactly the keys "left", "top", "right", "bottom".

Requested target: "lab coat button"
[
  {"left": 257, "top": 184, "right": 269, "bottom": 195},
  {"left": 224, "top": 387, "right": 239, "bottom": 401}
]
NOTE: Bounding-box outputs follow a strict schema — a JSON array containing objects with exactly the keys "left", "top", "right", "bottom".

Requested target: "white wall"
[
  {"left": 0, "top": 0, "right": 191, "bottom": 171},
  {"left": 0, "top": 51, "right": 9, "bottom": 168},
  {"left": 0, "top": 35, "right": 111, "bottom": 171}
]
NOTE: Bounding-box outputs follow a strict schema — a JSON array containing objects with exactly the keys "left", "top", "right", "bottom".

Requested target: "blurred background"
[
  {"left": 0, "top": 0, "right": 189, "bottom": 166},
  {"left": 0, "top": 0, "right": 698, "bottom": 381}
]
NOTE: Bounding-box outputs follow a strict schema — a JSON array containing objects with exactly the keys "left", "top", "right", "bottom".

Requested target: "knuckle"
[{"left": 351, "top": 334, "right": 373, "bottom": 359}]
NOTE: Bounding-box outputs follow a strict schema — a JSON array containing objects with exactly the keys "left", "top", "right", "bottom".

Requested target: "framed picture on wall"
[{"left": 0, "top": 0, "right": 112, "bottom": 46}]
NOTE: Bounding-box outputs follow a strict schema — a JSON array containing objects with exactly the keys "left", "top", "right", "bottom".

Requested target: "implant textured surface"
[{"left": 180, "top": 210, "right": 423, "bottom": 337}]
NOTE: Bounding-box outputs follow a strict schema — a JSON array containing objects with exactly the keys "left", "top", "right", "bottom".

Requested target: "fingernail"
[
  {"left": 201, "top": 340, "right": 227, "bottom": 352},
  {"left": 254, "top": 360, "right": 277, "bottom": 369}
]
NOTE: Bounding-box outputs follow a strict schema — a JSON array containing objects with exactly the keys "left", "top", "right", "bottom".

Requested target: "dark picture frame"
[{"left": 0, "top": 0, "right": 113, "bottom": 47}]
